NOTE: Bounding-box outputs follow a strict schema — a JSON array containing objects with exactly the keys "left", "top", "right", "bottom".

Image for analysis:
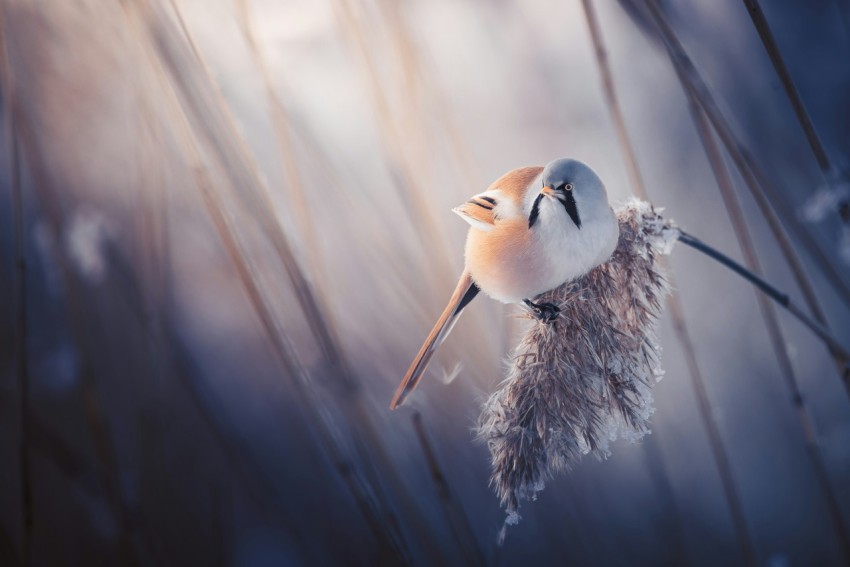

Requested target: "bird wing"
[
  {"left": 452, "top": 195, "right": 498, "bottom": 231},
  {"left": 390, "top": 272, "right": 480, "bottom": 410}
]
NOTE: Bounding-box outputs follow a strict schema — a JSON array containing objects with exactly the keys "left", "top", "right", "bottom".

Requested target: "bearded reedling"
[{"left": 391, "top": 159, "right": 619, "bottom": 409}]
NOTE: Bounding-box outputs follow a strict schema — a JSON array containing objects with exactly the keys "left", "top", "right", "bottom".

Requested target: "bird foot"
[{"left": 523, "top": 299, "right": 560, "bottom": 322}]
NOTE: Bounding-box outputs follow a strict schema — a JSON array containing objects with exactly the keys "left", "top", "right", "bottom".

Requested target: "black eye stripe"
[
  {"left": 479, "top": 196, "right": 497, "bottom": 205},
  {"left": 563, "top": 191, "right": 581, "bottom": 229}
]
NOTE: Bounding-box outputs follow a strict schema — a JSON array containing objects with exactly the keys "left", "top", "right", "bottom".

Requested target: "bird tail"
[{"left": 390, "top": 272, "right": 480, "bottom": 410}]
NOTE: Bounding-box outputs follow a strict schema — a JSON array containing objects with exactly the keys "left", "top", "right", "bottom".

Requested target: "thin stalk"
[
  {"left": 195, "top": 147, "right": 411, "bottom": 563},
  {"left": 232, "top": 0, "right": 324, "bottom": 282},
  {"left": 7, "top": 68, "right": 140, "bottom": 567},
  {"left": 581, "top": 0, "right": 647, "bottom": 201},
  {"left": 641, "top": 0, "right": 850, "bottom": 308},
  {"left": 578, "top": 3, "right": 692, "bottom": 563},
  {"left": 741, "top": 0, "right": 831, "bottom": 173},
  {"left": 678, "top": 233, "right": 850, "bottom": 366},
  {"left": 675, "top": 94, "right": 850, "bottom": 556},
  {"left": 376, "top": 0, "right": 480, "bottom": 191},
  {"left": 11, "top": 120, "right": 30, "bottom": 567},
  {"left": 107, "top": 240, "right": 313, "bottom": 559},
  {"left": 330, "top": 0, "right": 457, "bottom": 295},
  {"left": 0, "top": 14, "right": 140, "bottom": 564},
  {"left": 665, "top": 293, "right": 758, "bottom": 564},
  {"left": 639, "top": 0, "right": 850, "bottom": 389},
  {"left": 709, "top": 0, "right": 850, "bottom": 375},
  {"left": 374, "top": 0, "right": 504, "bottom": 364},
  {"left": 678, "top": 233, "right": 850, "bottom": 558},
  {"left": 411, "top": 413, "right": 486, "bottom": 567},
  {"left": 152, "top": 0, "right": 349, "bottom": 392},
  {"left": 118, "top": 4, "right": 413, "bottom": 559},
  {"left": 146, "top": 6, "right": 452, "bottom": 562},
  {"left": 2, "top": 73, "right": 32, "bottom": 567}
]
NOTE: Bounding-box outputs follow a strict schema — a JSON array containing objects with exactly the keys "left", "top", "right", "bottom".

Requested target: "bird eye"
[{"left": 565, "top": 183, "right": 574, "bottom": 191}]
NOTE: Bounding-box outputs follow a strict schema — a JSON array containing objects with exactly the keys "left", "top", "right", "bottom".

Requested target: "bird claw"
[{"left": 524, "top": 300, "right": 560, "bottom": 323}]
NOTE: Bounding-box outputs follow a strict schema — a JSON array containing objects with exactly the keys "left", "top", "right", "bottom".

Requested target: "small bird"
[{"left": 390, "top": 158, "right": 619, "bottom": 410}]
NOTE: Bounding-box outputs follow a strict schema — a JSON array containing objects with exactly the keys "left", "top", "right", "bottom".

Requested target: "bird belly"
[
  {"left": 470, "top": 259, "right": 549, "bottom": 304},
  {"left": 464, "top": 223, "right": 547, "bottom": 303},
  {"left": 464, "top": 209, "right": 618, "bottom": 304}
]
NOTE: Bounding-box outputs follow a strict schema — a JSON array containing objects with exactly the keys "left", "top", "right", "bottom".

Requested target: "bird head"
[{"left": 531, "top": 158, "right": 609, "bottom": 230}]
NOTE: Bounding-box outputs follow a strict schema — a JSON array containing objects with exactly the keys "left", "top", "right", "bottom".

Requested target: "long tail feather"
[{"left": 390, "top": 273, "right": 480, "bottom": 410}]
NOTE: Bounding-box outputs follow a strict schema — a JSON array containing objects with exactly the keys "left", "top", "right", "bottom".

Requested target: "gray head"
[{"left": 530, "top": 158, "right": 609, "bottom": 229}]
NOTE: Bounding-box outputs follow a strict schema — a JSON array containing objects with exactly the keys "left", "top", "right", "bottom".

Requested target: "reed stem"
[
  {"left": 679, "top": 231, "right": 850, "bottom": 558},
  {"left": 678, "top": 232, "right": 850, "bottom": 366},
  {"left": 741, "top": 0, "right": 831, "bottom": 173},
  {"left": 637, "top": 0, "right": 850, "bottom": 388},
  {"left": 232, "top": 0, "right": 324, "bottom": 283},
  {"left": 8, "top": 72, "right": 140, "bottom": 567},
  {"left": 412, "top": 413, "right": 485, "bottom": 566},
  {"left": 640, "top": 0, "right": 850, "bottom": 309},
  {"left": 1, "top": 45, "right": 32, "bottom": 565},
  {"left": 120, "top": 3, "right": 415, "bottom": 559}
]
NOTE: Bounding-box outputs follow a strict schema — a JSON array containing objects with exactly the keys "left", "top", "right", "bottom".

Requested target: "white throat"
[{"left": 530, "top": 196, "right": 618, "bottom": 297}]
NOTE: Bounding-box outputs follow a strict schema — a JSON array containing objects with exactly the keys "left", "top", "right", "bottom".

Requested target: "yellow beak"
[{"left": 541, "top": 185, "right": 559, "bottom": 198}]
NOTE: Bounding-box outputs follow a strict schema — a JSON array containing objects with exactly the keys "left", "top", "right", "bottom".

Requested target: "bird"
[{"left": 390, "top": 158, "right": 620, "bottom": 410}]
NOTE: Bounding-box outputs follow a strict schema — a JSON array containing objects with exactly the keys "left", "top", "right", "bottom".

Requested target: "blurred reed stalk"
[
  {"left": 164, "top": 0, "right": 449, "bottom": 552},
  {"left": 741, "top": 0, "right": 833, "bottom": 177},
  {"left": 330, "top": 0, "right": 457, "bottom": 293},
  {"left": 580, "top": 2, "right": 747, "bottom": 563},
  {"left": 127, "top": 100, "right": 302, "bottom": 560},
  {"left": 737, "top": 0, "right": 850, "bottom": 379},
  {"left": 331, "top": 0, "right": 508, "bottom": 381},
  {"left": 742, "top": 0, "right": 850, "bottom": 232},
  {"left": 156, "top": 6, "right": 487, "bottom": 561},
  {"left": 678, "top": 90, "right": 850, "bottom": 376},
  {"left": 9, "top": 119, "right": 30, "bottom": 567},
  {"left": 1, "top": 38, "right": 32, "bottom": 564},
  {"left": 679, "top": 98, "right": 850, "bottom": 557},
  {"left": 636, "top": 0, "right": 850, "bottom": 557},
  {"left": 637, "top": 0, "right": 850, "bottom": 311},
  {"left": 123, "top": 1, "right": 439, "bottom": 560},
  {"left": 373, "top": 0, "right": 508, "bottom": 362},
  {"left": 376, "top": 0, "right": 480, "bottom": 192},
  {"left": 639, "top": 0, "right": 850, "bottom": 386},
  {"left": 232, "top": 0, "right": 324, "bottom": 283},
  {"left": 111, "top": 237, "right": 316, "bottom": 558},
  {"left": 412, "top": 412, "right": 485, "bottom": 567},
  {"left": 3, "top": 57, "right": 141, "bottom": 567}
]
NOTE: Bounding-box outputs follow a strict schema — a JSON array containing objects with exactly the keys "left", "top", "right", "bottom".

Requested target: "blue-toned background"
[{"left": 1, "top": 0, "right": 849, "bottom": 564}]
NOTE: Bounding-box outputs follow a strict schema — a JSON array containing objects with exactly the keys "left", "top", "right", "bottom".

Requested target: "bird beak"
[{"left": 541, "top": 185, "right": 563, "bottom": 200}]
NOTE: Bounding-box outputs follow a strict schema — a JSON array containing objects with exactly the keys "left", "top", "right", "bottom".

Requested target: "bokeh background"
[{"left": 1, "top": 0, "right": 850, "bottom": 565}]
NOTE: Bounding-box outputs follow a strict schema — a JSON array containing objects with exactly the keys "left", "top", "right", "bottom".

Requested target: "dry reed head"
[{"left": 476, "top": 199, "right": 678, "bottom": 525}]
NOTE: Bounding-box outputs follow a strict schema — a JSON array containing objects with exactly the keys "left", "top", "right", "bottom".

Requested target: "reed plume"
[{"left": 477, "top": 200, "right": 677, "bottom": 523}]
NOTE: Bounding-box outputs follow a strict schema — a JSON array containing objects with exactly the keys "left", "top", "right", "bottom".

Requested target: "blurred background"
[{"left": 1, "top": 0, "right": 850, "bottom": 564}]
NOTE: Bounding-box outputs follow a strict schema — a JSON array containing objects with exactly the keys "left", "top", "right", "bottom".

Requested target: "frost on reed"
[{"left": 477, "top": 199, "right": 678, "bottom": 525}]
